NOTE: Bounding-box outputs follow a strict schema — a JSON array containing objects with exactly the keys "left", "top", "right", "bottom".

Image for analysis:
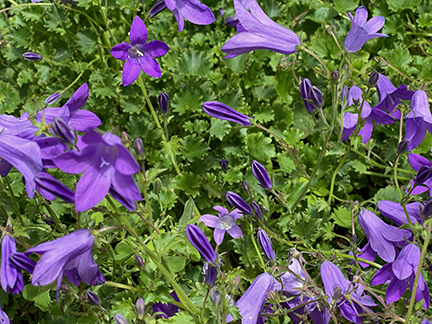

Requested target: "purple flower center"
[
  {"left": 217, "top": 215, "right": 234, "bottom": 230},
  {"left": 128, "top": 45, "right": 145, "bottom": 59}
]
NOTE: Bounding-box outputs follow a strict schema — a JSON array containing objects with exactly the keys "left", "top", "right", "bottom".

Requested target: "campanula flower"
[
  {"left": 158, "top": 92, "right": 169, "bottom": 114},
  {"left": 200, "top": 206, "right": 243, "bottom": 245},
  {"left": 371, "top": 244, "right": 430, "bottom": 309},
  {"left": 202, "top": 101, "right": 252, "bottom": 126},
  {"left": 53, "top": 129, "right": 142, "bottom": 212},
  {"left": 186, "top": 224, "right": 217, "bottom": 264},
  {"left": 300, "top": 78, "right": 315, "bottom": 113},
  {"left": 202, "top": 263, "right": 218, "bottom": 286},
  {"left": 1, "top": 235, "right": 25, "bottom": 294},
  {"left": 344, "top": 6, "right": 387, "bottom": 53},
  {"left": 27, "top": 229, "right": 105, "bottom": 301},
  {"left": 226, "top": 191, "right": 252, "bottom": 215},
  {"left": 110, "top": 16, "right": 169, "bottom": 86},
  {"left": 221, "top": 0, "right": 300, "bottom": 58},
  {"left": 251, "top": 160, "right": 272, "bottom": 189},
  {"left": 405, "top": 90, "right": 432, "bottom": 151},
  {"left": 374, "top": 74, "right": 414, "bottom": 114},
  {"left": 257, "top": 229, "right": 275, "bottom": 262},
  {"left": 0, "top": 307, "right": 10, "bottom": 324},
  {"left": 22, "top": 52, "right": 41, "bottom": 61},
  {"left": 152, "top": 291, "right": 180, "bottom": 318},
  {"left": 377, "top": 200, "right": 424, "bottom": 226},
  {"left": 149, "top": 0, "right": 215, "bottom": 32},
  {"left": 406, "top": 153, "right": 432, "bottom": 195}
]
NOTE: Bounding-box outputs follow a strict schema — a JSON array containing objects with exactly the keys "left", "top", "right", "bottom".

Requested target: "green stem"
[
  {"left": 0, "top": 2, "right": 52, "bottom": 13},
  {"left": 4, "top": 176, "right": 24, "bottom": 226},
  {"left": 138, "top": 172, "right": 153, "bottom": 225},
  {"left": 270, "top": 189, "right": 291, "bottom": 213},
  {"left": 298, "top": 46, "right": 331, "bottom": 78},
  {"left": 362, "top": 171, "right": 410, "bottom": 181},
  {"left": 328, "top": 146, "right": 351, "bottom": 203},
  {"left": 104, "top": 281, "right": 147, "bottom": 294},
  {"left": 41, "top": 200, "right": 64, "bottom": 232},
  {"left": 62, "top": 58, "right": 99, "bottom": 93},
  {"left": 406, "top": 219, "right": 431, "bottom": 322},
  {"left": 250, "top": 221, "right": 266, "bottom": 271}
]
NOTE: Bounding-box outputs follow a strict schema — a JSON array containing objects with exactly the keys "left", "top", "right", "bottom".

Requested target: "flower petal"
[
  {"left": 122, "top": 59, "right": 141, "bottom": 86},
  {"left": 227, "top": 224, "right": 243, "bottom": 239},
  {"left": 138, "top": 56, "right": 162, "bottom": 78},
  {"left": 200, "top": 214, "right": 219, "bottom": 228},
  {"left": 214, "top": 228, "right": 225, "bottom": 245},
  {"left": 110, "top": 43, "right": 131, "bottom": 61},
  {"left": 143, "top": 40, "right": 169, "bottom": 58},
  {"left": 130, "top": 16, "right": 148, "bottom": 46}
]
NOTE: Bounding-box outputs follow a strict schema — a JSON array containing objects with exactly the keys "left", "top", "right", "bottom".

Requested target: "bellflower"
[
  {"left": 45, "top": 92, "right": 62, "bottom": 106},
  {"left": 221, "top": 0, "right": 300, "bottom": 58},
  {"left": 358, "top": 209, "right": 412, "bottom": 263},
  {"left": 202, "top": 263, "right": 218, "bottom": 286},
  {"left": 257, "top": 229, "right": 275, "bottom": 262},
  {"left": 186, "top": 224, "right": 217, "bottom": 264},
  {"left": 374, "top": 74, "right": 414, "bottom": 114},
  {"left": 0, "top": 307, "right": 10, "bottom": 324},
  {"left": 1, "top": 235, "right": 24, "bottom": 294},
  {"left": 34, "top": 171, "right": 75, "bottom": 204},
  {"left": 53, "top": 129, "right": 142, "bottom": 212},
  {"left": 226, "top": 191, "right": 252, "bottom": 215},
  {"left": 152, "top": 291, "right": 180, "bottom": 318},
  {"left": 377, "top": 200, "right": 423, "bottom": 226},
  {"left": 28, "top": 229, "right": 105, "bottom": 301},
  {"left": 22, "top": 52, "right": 42, "bottom": 61},
  {"left": 300, "top": 78, "right": 315, "bottom": 114},
  {"left": 405, "top": 90, "right": 432, "bottom": 151},
  {"left": 406, "top": 153, "right": 432, "bottom": 195},
  {"left": 202, "top": 101, "right": 252, "bottom": 126},
  {"left": 371, "top": 244, "right": 430, "bottom": 309},
  {"left": 200, "top": 206, "right": 243, "bottom": 245},
  {"left": 251, "top": 160, "right": 272, "bottom": 189},
  {"left": 110, "top": 16, "right": 169, "bottom": 86},
  {"left": 321, "top": 261, "right": 376, "bottom": 323},
  {"left": 344, "top": 6, "right": 387, "bottom": 53}
]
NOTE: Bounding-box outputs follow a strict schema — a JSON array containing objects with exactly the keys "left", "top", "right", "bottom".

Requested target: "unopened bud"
[
  {"left": 333, "top": 286, "right": 343, "bottom": 302},
  {"left": 153, "top": 178, "right": 162, "bottom": 195},
  {"left": 331, "top": 71, "right": 339, "bottom": 83},
  {"left": 85, "top": 289, "right": 100, "bottom": 306},
  {"left": 136, "top": 298, "right": 145, "bottom": 319},
  {"left": 341, "top": 85, "right": 348, "bottom": 105},
  {"left": 210, "top": 287, "right": 221, "bottom": 306},
  {"left": 232, "top": 276, "right": 240, "bottom": 290},
  {"left": 121, "top": 131, "right": 130, "bottom": 145},
  {"left": 149, "top": 0, "right": 167, "bottom": 17},
  {"left": 218, "top": 157, "right": 229, "bottom": 171},
  {"left": 252, "top": 202, "right": 262, "bottom": 219},
  {"left": 350, "top": 234, "right": 357, "bottom": 244},
  {"left": 257, "top": 229, "right": 276, "bottom": 262},
  {"left": 158, "top": 92, "right": 169, "bottom": 115},
  {"left": 45, "top": 92, "right": 62, "bottom": 106},
  {"left": 308, "top": 86, "right": 323, "bottom": 108},
  {"left": 397, "top": 140, "right": 409, "bottom": 155},
  {"left": 114, "top": 314, "right": 129, "bottom": 324},
  {"left": 415, "top": 166, "right": 432, "bottom": 185},
  {"left": 422, "top": 199, "right": 432, "bottom": 220},
  {"left": 368, "top": 70, "right": 379, "bottom": 87},
  {"left": 133, "top": 138, "right": 144, "bottom": 159},
  {"left": 242, "top": 180, "right": 250, "bottom": 194},
  {"left": 135, "top": 254, "right": 145, "bottom": 269},
  {"left": 52, "top": 118, "right": 75, "bottom": 145},
  {"left": 42, "top": 215, "right": 55, "bottom": 226},
  {"left": 22, "top": 52, "right": 42, "bottom": 61}
]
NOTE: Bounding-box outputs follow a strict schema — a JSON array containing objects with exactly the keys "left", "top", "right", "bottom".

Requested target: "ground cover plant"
[{"left": 0, "top": 0, "right": 432, "bottom": 323}]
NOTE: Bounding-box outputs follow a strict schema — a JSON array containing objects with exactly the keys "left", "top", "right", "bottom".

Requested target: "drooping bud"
[
  {"left": 331, "top": 71, "right": 339, "bottom": 83},
  {"left": 203, "top": 263, "right": 218, "bottom": 286},
  {"left": 309, "top": 86, "right": 323, "bottom": 108},
  {"left": 158, "top": 92, "right": 169, "bottom": 114},
  {"left": 242, "top": 180, "right": 250, "bottom": 193},
  {"left": 52, "top": 118, "right": 75, "bottom": 145},
  {"left": 299, "top": 78, "right": 314, "bottom": 113},
  {"left": 136, "top": 298, "right": 145, "bottom": 319},
  {"left": 218, "top": 157, "right": 229, "bottom": 171},
  {"left": 149, "top": 0, "right": 167, "bottom": 17},
  {"left": 368, "top": 70, "right": 379, "bottom": 87},
  {"left": 85, "top": 289, "right": 100, "bottom": 306},
  {"left": 114, "top": 314, "right": 129, "bottom": 324},
  {"left": 133, "top": 138, "right": 144, "bottom": 159},
  {"left": 210, "top": 287, "right": 221, "bottom": 306},
  {"left": 257, "top": 229, "right": 276, "bottom": 262},
  {"left": 22, "top": 52, "right": 42, "bottom": 61},
  {"left": 45, "top": 92, "right": 62, "bottom": 106},
  {"left": 135, "top": 254, "right": 145, "bottom": 269},
  {"left": 397, "top": 140, "right": 409, "bottom": 155},
  {"left": 415, "top": 166, "right": 432, "bottom": 185},
  {"left": 186, "top": 224, "right": 217, "bottom": 264},
  {"left": 252, "top": 202, "right": 262, "bottom": 219},
  {"left": 251, "top": 160, "right": 272, "bottom": 189},
  {"left": 226, "top": 191, "right": 252, "bottom": 215},
  {"left": 202, "top": 101, "right": 253, "bottom": 126},
  {"left": 153, "top": 178, "right": 162, "bottom": 195}
]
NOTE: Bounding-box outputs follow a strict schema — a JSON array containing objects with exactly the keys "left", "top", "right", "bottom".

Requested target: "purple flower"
[
  {"left": 202, "top": 263, "right": 218, "bottom": 286},
  {"left": 27, "top": 229, "right": 105, "bottom": 301},
  {"left": 45, "top": 92, "right": 62, "bottom": 106},
  {"left": 158, "top": 92, "right": 169, "bottom": 114},
  {"left": 202, "top": 101, "right": 252, "bottom": 126},
  {"left": 22, "top": 52, "right": 42, "bottom": 61},
  {"left": 200, "top": 206, "right": 243, "bottom": 245},
  {"left": 110, "top": 16, "right": 169, "bottom": 86},
  {"left": 152, "top": 291, "right": 180, "bottom": 318},
  {"left": 405, "top": 90, "right": 432, "bottom": 151},
  {"left": 0, "top": 306, "right": 10, "bottom": 324},
  {"left": 406, "top": 153, "right": 432, "bottom": 195},
  {"left": 251, "top": 160, "right": 272, "bottom": 189},
  {"left": 226, "top": 191, "right": 252, "bottom": 215},
  {"left": 257, "top": 229, "right": 275, "bottom": 262},
  {"left": 321, "top": 261, "right": 376, "bottom": 323},
  {"left": 1, "top": 235, "right": 24, "bottom": 294},
  {"left": 358, "top": 209, "right": 412, "bottom": 263},
  {"left": 377, "top": 200, "right": 424, "bottom": 226},
  {"left": 374, "top": 74, "right": 414, "bottom": 114},
  {"left": 371, "top": 244, "right": 430, "bottom": 309},
  {"left": 344, "top": 6, "right": 387, "bottom": 53},
  {"left": 114, "top": 314, "right": 129, "bottom": 324},
  {"left": 186, "top": 224, "right": 217, "bottom": 264},
  {"left": 300, "top": 78, "right": 315, "bottom": 114},
  {"left": 53, "top": 129, "right": 142, "bottom": 212},
  {"left": 221, "top": 0, "right": 300, "bottom": 58},
  {"left": 34, "top": 171, "right": 75, "bottom": 204}
]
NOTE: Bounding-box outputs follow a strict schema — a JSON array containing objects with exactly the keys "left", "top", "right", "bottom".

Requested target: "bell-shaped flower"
[
  {"left": 377, "top": 200, "right": 423, "bottom": 226},
  {"left": 202, "top": 101, "right": 252, "bottom": 126},
  {"left": 34, "top": 171, "right": 75, "bottom": 204},
  {"left": 53, "top": 129, "right": 142, "bottom": 212},
  {"left": 358, "top": 209, "right": 412, "bottom": 263},
  {"left": 110, "top": 16, "right": 169, "bottom": 86},
  {"left": 257, "top": 229, "right": 275, "bottom": 262},
  {"left": 371, "top": 244, "right": 430, "bottom": 309},
  {"left": 344, "top": 6, "right": 388, "bottom": 53},
  {"left": 1, "top": 235, "right": 25, "bottom": 294},
  {"left": 200, "top": 206, "right": 243, "bottom": 245},
  {"left": 27, "top": 229, "right": 105, "bottom": 301},
  {"left": 406, "top": 153, "right": 432, "bottom": 195},
  {"left": 221, "top": 0, "right": 300, "bottom": 58},
  {"left": 226, "top": 191, "right": 252, "bottom": 215},
  {"left": 251, "top": 160, "right": 272, "bottom": 189},
  {"left": 405, "top": 90, "right": 432, "bottom": 151},
  {"left": 152, "top": 291, "right": 180, "bottom": 318},
  {"left": 374, "top": 74, "right": 414, "bottom": 114},
  {"left": 186, "top": 224, "right": 217, "bottom": 264}
]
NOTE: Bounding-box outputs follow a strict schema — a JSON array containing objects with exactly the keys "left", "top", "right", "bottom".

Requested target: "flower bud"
[
  {"left": 136, "top": 298, "right": 145, "bottom": 319},
  {"left": 232, "top": 276, "right": 240, "bottom": 290},
  {"left": 368, "top": 70, "right": 379, "bottom": 87},
  {"left": 251, "top": 160, "right": 272, "bottom": 189},
  {"left": 202, "top": 101, "right": 253, "bottom": 126},
  {"left": 341, "top": 85, "right": 348, "bottom": 105},
  {"left": 52, "top": 117, "right": 75, "bottom": 145},
  {"left": 300, "top": 78, "right": 314, "bottom": 113},
  {"left": 22, "top": 52, "right": 42, "bottom": 61},
  {"left": 242, "top": 180, "right": 251, "bottom": 193},
  {"left": 153, "top": 178, "right": 162, "bottom": 195},
  {"left": 257, "top": 229, "right": 276, "bottom": 262},
  {"left": 85, "top": 289, "right": 100, "bottom": 306},
  {"left": 331, "top": 71, "right": 339, "bottom": 83},
  {"left": 133, "top": 138, "right": 144, "bottom": 159},
  {"left": 135, "top": 254, "right": 145, "bottom": 269},
  {"left": 203, "top": 263, "right": 218, "bottom": 286},
  {"left": 121, "top": 131, "right": 130, "bottom": 146},
  {"left": 114, "top": 314, "right": 129, "bottom": 324},
  {"left": 149, "top": 0, "right": 167, "bottom": 18},
  {"left": 210, "top": 287, "right": 221, "bottom": 306},
  {"left": 350, "top": 234, "right": 357, "bottom": 244},
  {"left": 422, "top": 198, "right": 432, "bottom": 220},
  {"left": 186, "top": 224, "right": 217, "bottom": 264},
  {"left": 45, "top": 92, "right": 62, "bottom": 106},
  {"left": 42, "top": 215, "right": 55, "bottom": 226},
  {"left": 415, "top": 166, "right": 432, "bottom": 185},
  {"left": 397, "top": 140, "right": 409, "bottom": 155},
  {"left": 158, "top": 92, "right": 169, "bottom": 114},
  {"left": 226, "top": 191, "right": 252, "bottom": 215},
  {"left": 252, "top": 202, "right": 262, "bottom": 219},
  {"left": 308, "top": 86, "right": 323, "bottom": 108},
  {"left": 218, "top": 157, "right": 229, "bottom": 171},
  {"left": 333, "top": 286, "right": 343, "bottom": 302}
]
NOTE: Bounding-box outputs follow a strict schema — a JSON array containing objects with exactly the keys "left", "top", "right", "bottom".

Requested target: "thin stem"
[
  {"left": 104, "top": 281, "right": 147, "bottom": 294},
  {"left": 270, "top": 189, "right": 292, "bottom": 213},
  {"left": 298, "top": 46, "right": 331, "bottom": 78},
  {"left": 250, "top": 220, "right": 266, "bottom": 271},
  {"left": 0, "top": 2, "right": 52, "bottom": 13},
  {"left": 328, "top": 146, "right": 351, "bottom": 203},
  {"left": 4, "top": 176, "right": 24, "bottom": 226},
  {"left": 62, "top": 58, "right": 99, "bottom": 93},
  {"left": 138, "top": 172, "right": 153, "bottom": 226}
]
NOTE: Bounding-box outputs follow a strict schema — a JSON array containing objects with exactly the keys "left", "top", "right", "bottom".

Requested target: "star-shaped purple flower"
[
  {"left": 110, "top": 16, "right": 169, "bottom": 86},
  {"left": 200, "top": 206, "right": 243, "bottom": 245}
]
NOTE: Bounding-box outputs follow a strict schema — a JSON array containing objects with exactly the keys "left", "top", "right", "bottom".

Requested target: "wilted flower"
[
  {"left": 257, "top": 229, "right": 275, "bottom": 262},
  {"left": 186, "top": 224, "right": 217, "bottom": 264},
  {"left": 158, "top": 92, "right": 169, "bottom": 114},
  {"left": 22, "top": 52, "right": 42, "bottom": 61},
  {"left": 221, "top": 0, "right": 300, "bottom": 58},
  {"left": 110, "top": 16, "right": 169, "bottom": 86},
  {"left": 226, "top": 191, "right": 252, "bottom": 215},
  {"left": 202, "top": 101, "right": 252, "bottom": 126},
  {"left": 405, "top": 90, "right": 432, "bottom": 151},
  {"left": 200, "top": 206, "right": 243, "bottom": 245},
  {"left": 344, "top": 6, "right": 387, "bottom": 53},
  {"left": 251, "top": 160, "right": 272, "bottom": 189}
]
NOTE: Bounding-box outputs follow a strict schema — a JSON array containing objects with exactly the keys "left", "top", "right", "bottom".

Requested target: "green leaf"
[
  {"left": 224, "top": 55, "right": 248, "bottom": 73},
  {"left": 167, "top": 256, "right": 186, "bottom": 273},
  {"left": 278, "top": 153, "right": 296, "bottom": 174},
  {"left": 332, "top": 206, "right": 351, "bottom": 228},
  {"left": 8, "top": 26, "right": 33, "bottom": 47},
  {"left": 91, "top": 212, "right": 104, "bottom": 225},
  {"left": 172, "top": 90, "right": 202, "bottom": 116},
  {"left": 17, "top": 69, "right": 34, "bottom": 87},
  {"left": 210, "top": 119, "right": 231, "bottom": 140},
  {"left": 384, "top": 46, "right": 412, "bottom": 69},
  {"left": 386, "top": 0, "right": 421, "bottom": 11},
  {"left": 308, "top": 6, "right": 338, "bottom": 23},
  {"left": 177, "top": 50, "right": 214, "bottom": 77},
  {"left": 173, "top": 172, "right": 201, "bottom": 197},
  {"left": 114, "top": 241, "right": 134, "bottom": 261},
  {"left": 0, "top": 81, "right": 19, "bottom": 113},
  {"left": 247, "top": 132, "right": 275, "bottom": 162},
  {"left": 374, "top": 186, "right": 401, "bottom": 203},
  {"left": 178, "top": 197, "right": 195, "bottom": 226},
  {"left": 76, "top": 29, "right": 98, "bottom": 54},
  {"left": 333, "top": 0, "right": 359, "bottom": 12},
  {"left": 223, "top": 168, "right": 243, "bottom": 185},
  {"left": 181, "top": 135, "right": 210, "bottom": 161}
]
